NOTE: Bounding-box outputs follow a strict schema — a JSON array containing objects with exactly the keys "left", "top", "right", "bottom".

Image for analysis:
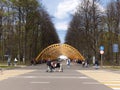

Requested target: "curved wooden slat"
[{"left": 35, "top": 43, "right": 85, "bottom": 61}]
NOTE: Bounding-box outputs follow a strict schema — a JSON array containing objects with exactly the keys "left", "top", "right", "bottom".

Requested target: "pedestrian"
[
  {"left": 95, "top": 59, "right": 99, "bottom": 69},
  {"left": 31, "top": 58, "right": 36, "bottom": 65},
  {"left": 85, "top": 58, "right": 89, "bottom": 68},
  {"left": 23, "top": 57, "right": 25, "bottom": 64},
  {"left": 7, "top": 56, "right": 11, "bottom": 66},
  {"left": 59, "top": 62, "right": 63, "bottom": 72},
  {"left": 66, "top": 58, "right": 71, "bottom": 68},
  {"left": 0, "top": 67, "right": 3, "bottom": 75},
  {"left": 14, "top": 57, "right": 18, "bottom": 66},
  {"left": 46, "top": 58, "right": 52, "bottom": 72},
  {"left": 82, "top": 61, "right": 85, "bottom": 67},
  {"left": 93, "top": 56, "right": 95, "bottom": 66}
]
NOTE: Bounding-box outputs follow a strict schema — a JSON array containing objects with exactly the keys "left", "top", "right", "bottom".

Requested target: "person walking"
[
  {"left": 95, "top": 59, "right": 99, "bottom": 69},
  {"left": 66, "top": 58, "right": 71, "bottom": 68},
  {"left": 46, "top": 58, "right": 52, "bottom": 72},
  {"left": 7, "top": 56, "right": 11, "bottom": 66},
  {"left": 14, "top": 58, "right": 18, "bottom": 66}
]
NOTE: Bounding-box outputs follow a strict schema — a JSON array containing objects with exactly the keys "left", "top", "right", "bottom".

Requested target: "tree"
[
  {"left": 65, "top": 0, "right": 103, "bottom": 61},
  {"left": 0, "top": 0, "right": 60, "bottom": 64},
  {"left": 105, "top": 0, "right": 120, "bottom": 65}
]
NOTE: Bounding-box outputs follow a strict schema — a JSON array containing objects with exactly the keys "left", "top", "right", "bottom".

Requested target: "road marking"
[
  {"left": 113, "top": 88, "right": 120, "bottom": 90},
  {"left": 0, "top": 70, "right": 35, "bottom": 81},
  {"left": 101, "top": 81, "right": 120, "bottom": 89},
  {"left": 77, "top": 70, "right": 120, "bottom": 90},
  {"left": 83, "top": 82, "right": 101, "bottom": 85},
  {"left": 105, "top": 84, "right": 120, "bottom": 86},
  {"left": 101, "top": 80, "right": 120, "bottom": 82},
  {"left": 23, "top": 76, "right": 36, "bottom": 78},
  {"left": 30, "top": 82, "right": 50, "bottom": 84},
  {"left": 78, "top": 77, "right": 88, "bottom": 79},
  {"left": 16, "top": 76, "right": 89, "bottom": 79}
]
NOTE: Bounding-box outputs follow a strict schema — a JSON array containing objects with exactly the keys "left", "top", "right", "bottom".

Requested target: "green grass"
[
  {"left": 111, "top": 66, "right": 120, "bottom": 69},
  {"left": 0, "top": 63, "right": 15, "bottom": 69},
  {"left": 103, "top": 66, "right": 120, "bottom": 70},
  {"left": 0, "top": 65, "right": 15, "bottom": 69}
]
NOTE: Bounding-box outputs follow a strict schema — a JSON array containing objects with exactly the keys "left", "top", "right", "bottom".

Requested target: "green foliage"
[
  {"left": 0, "top": 0, "right": 60, "bottom": 64},
  {"left": 65, "top": 0, "right": 120, "bottom": 65}
]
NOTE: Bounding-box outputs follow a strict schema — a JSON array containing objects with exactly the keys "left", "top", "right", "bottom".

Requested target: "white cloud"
[
  {"left": 54, "top": 0, "right": 80, "bottom": 19},
  {"left": 54, "top": 0, "right": 80, "bottom": 31},
  {"left": 55, "top": 21, "right": 68, "bottom": 30},
  {"left": 54, "top": 0, "right": 105, "bottom": 31},
  {"left": 96, "top": 2, "right": 106, "bottom": 12}
]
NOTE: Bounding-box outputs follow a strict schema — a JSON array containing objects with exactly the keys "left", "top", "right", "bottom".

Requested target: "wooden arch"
[{"left": 35, "top": 43, "right": 85, "bottom": 61}]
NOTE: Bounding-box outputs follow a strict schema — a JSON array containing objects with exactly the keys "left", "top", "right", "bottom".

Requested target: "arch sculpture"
[{"left": 35, "top": 43, "right": 85, "bottom": 62}]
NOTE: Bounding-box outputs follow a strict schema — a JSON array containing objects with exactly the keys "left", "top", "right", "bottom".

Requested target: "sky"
[
  {"left": 41, "top": 0, "right": 110, "bottom": 43},
  {"left": 41, "top": 0, "right": 80, "bottom": 30}
]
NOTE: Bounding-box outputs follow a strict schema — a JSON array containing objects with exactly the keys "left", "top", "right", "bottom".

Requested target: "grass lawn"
[
  {"left": 0, "top": 65, "right": 15, "bottom": 69},
  {"left": 103, "top": 66, "right": 120, "bottom": 70},
  {"left": 0, "top": 63, "right": 15, "bottom": 69}
]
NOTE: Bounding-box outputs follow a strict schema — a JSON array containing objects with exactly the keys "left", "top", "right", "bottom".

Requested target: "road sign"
[
  {"left": 100, "top": 46, "right": 104, "bottom": 51},
  {"left": 100, "top": 50, "right": 104, "bottom": 54},
  {"left": 113, "top": 44, "right": 119, "bottom": 52}
]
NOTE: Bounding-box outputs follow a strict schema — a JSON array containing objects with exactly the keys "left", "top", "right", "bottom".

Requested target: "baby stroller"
[
  {"left": 46, "top": 61, "right": 63, "bottom": 72},
  {"left": 52, "top": 62, "right": 63, "bottom": 72}
]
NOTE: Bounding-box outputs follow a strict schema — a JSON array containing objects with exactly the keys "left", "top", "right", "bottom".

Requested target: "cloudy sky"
[
  {"left": 42, "top": 0, "right": 80, "bottom": 31},
  {"left": 41, "top": 0, "right": 110, "bottom": 43}
]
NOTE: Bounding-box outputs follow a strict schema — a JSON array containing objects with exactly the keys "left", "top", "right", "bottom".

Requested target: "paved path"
[
  {"left": 77, "top": 70, "right": 120, "bottom": 90},
  {"left": 0, "top": 69, "right": 35, "bottom": 81},
  {"left": 0, "top": 63, "right": 120, "bottom": 90}
]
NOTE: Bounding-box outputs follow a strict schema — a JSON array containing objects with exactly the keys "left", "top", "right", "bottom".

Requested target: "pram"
[
  {"left": 52, "top": 62, "right": 63, "bottom": 72},
  {"left": 46, "top": 62, "right": 63, "bottom": 72}
]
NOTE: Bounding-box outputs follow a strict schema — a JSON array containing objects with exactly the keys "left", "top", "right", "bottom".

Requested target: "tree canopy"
[{"left": 0, "top": 0, "right": 60, "bottom": 64}]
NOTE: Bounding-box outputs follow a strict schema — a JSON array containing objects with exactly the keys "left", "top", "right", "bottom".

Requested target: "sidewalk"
[
  {"left": 0, "top": 64, "right": 120, "bottom": 90},
  {"left": 77, "top": 69, "right": 120, "bottom": 90},
  {"left": 0, "top": 68, "right": 35, "bottom": 81}
]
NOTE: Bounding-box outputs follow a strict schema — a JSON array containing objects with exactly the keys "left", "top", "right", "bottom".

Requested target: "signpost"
[
  {"left": 113, "top": 44, "right": 119, "bottom": 64},
  {"left": 113, "top": 44, "right": 119, "bottom": 53},
  {"left": 100, "top": 45, "right": 104, "bottom": 67},
  {"left": 100, "top": 46, "right": 104, "bottom": 51}
]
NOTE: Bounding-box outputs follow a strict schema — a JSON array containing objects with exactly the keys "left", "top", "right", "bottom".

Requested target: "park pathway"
[{"left": 0, "top": 63, "right": 119, "bottom": 90}]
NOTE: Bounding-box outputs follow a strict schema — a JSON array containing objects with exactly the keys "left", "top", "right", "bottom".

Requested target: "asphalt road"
[{"left": 0, "top": 63, "right": 117, "bottom": 90}]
